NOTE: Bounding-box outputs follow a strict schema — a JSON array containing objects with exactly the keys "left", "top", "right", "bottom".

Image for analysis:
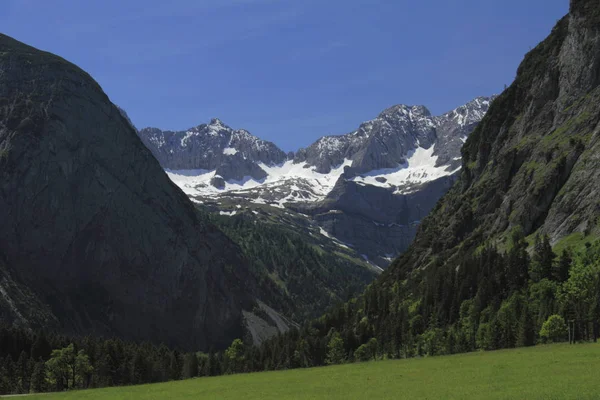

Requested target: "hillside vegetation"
[
  {"left": 24, "top": 343, "right": 600, "bottom": 400},
  {"left": 202, "top": 206, "right": 378, "bottom": 321},
  {"left": 225, "top": 0, "right": 600, "bottom": 373}
]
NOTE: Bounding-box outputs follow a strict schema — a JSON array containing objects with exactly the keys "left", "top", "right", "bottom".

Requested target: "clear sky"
[{"left": 2, "top": 0, "right": 568, "bottom": 151}]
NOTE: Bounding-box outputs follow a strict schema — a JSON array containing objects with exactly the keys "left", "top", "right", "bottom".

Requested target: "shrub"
[{"left": 539, "top": 315, "right": 567, "bottom": 343}]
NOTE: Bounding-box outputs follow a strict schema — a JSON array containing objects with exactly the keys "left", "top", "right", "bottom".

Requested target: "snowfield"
[
  {"left": 166, "top": 144, "right": 460, "bottom": 203},
  {"left": 350, "top": 145, "right": 460, "bottom": 194},
  {"left": 166, "top": 159, "right": 352, "bottom": 205}
]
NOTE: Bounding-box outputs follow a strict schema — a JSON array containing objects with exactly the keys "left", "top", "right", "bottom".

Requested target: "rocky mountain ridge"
[
  {"left": 139, "top": 119, "right": 287, "bottom": 183},
  {"left": 137, "top": 96, "right": 495, "bottom": 267}
]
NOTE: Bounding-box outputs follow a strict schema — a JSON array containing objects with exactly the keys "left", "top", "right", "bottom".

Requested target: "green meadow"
[{"left": 20, "top": 343, "right": 600, "bottom": 400}]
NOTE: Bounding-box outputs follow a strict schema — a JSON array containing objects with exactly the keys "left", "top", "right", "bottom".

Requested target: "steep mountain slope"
[
  {"left": 392, "top": 0, "right": 600, "bottom": 274},
  {"left": 0, "top": 33, "right": 259, "bottom": 351},
  {"left": 139, "top": 97, "right": 493, "bottom": 267},
  {"left": 235, "top": 0, "right": 600, "bottom": 371}
]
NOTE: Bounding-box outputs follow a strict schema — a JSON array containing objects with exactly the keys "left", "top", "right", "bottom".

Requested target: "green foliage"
[
  {"left": 559, "top": 243, "right": 600, "bottom": 339},
  {"left": 554, "top": 249, "right": 572, "bottom": 282},
  {"left": 24, "top": 343, "right": 600, "bottom": 400},
  {"left": 44, "top": 344, "right": 93, "bottom": 391},
  {"left": 45, "top": 345, "right": 72, "bottom": 391},
  {"left": 0, "top": 327, "right": 221, "bottom": 395},
  {"left": 181, "top": 353, "right": 199, "bottom": 380},
  {"left": 516, "top": 309, "right": 536, "bottom": 347},
  {"left": 353, "top": 338, "right": 377, "bottom": 362},
  {"left": 553, "top": 232, "right": 595, "bottom": 255},
  {"left": 75, "top": 350, "right": 93, "bottom": 388},
  {"left": 530, "top": 234, "right": 555, "bottom": 282},
  {"left": 30, "top": 361, "right": 47, "bottom": 393},
  {"left": 236, "top": 241, "right": 600, "bottom": 375},
  {"left": 539, "top": 315, "right": 568, "bottom": 343},
  {"left": 326, "top": 332, "right": 345, "bottom": 365},
  {"left": 420, "top": 328, "right": 445, "bottom": 356},
  {"left": 224, "top": 339, "right": 245, "bottom": 374},
  {"left": 507, "top": 229, "right": 529, "bottom": 290}
]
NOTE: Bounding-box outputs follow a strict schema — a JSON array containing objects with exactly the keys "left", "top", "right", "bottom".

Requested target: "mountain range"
[{"left": 137, "top": 96, "right": 495, "bottom": 267}]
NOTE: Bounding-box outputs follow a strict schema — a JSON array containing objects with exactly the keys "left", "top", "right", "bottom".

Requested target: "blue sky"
[{"left": 2, "top": 0, "right": 568, "bottom": 151}]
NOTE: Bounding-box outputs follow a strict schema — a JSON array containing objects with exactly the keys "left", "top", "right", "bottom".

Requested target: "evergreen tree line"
[
  {"left": 239, "top": 234, "right": 600, "bottom": 371},
  {"left": 0, "top": 328, "right": 236, "bottom": 395},
  {"left": 1, "top": 234, "right": 598, "bottom": 394}
]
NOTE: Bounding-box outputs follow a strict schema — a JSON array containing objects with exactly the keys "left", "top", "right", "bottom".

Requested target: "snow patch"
[
  {"left": 165, "top": 158, "right": 352, "bottom": 204},
  {"left": 350, "top": 145, "right": 458, "bottom": 193},
  {"left": 319, "top": 227, "right": 353, "bottom": 249}
]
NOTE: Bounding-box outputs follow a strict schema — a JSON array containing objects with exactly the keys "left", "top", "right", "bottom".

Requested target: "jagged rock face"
[
  {"left": 390, "top": 0, "right": 600, "bottom": 276},
  {"left": 138, "top": 119, "right": 287, "bottom": 181},
  {"left": 294, "top": 98, "right": 494, "bottom": 175},
  {"left": 433, "top": 97, "right": 493, "bottom": 169},
  {"left": 0, "top": 33, "right": 256, "bottom": 351}
]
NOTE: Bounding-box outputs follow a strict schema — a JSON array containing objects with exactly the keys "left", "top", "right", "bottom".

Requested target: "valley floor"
[{"left": 20, "top": 343, "right": 600, "bottom": 400}]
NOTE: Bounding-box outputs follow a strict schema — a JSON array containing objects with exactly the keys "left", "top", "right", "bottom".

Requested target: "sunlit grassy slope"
[{"left": 25, "top": 343, "right": 600, "bottom": 400}]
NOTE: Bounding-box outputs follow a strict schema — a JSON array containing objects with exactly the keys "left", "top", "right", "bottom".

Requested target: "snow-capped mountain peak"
[
  {"left": 138, "top": 96, "right": 494, "bottom": 203},
  {"left": 137, "top": 119, "right": 287, "bottom": 180}
]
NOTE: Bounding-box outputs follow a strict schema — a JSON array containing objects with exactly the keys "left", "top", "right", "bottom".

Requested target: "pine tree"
[
  {"left": 30, "top": 361, "right": 47, "bottom": 393},
  {"left": 517, "top": 306, "right": 536, "bottom": 347},
  {"left": 207, "top": 349, "right": 221, "bottom": 376},
  {"left": 507, "top": 228, "right": 530, "bottom": 290},
  {"left": 181, "top": 353, "right": 199, "bottom": 379},
  {"left": 554, "top": 249, "right": 572, "bottom": 282},
  {"left": 530, "top": 234, "right": 555, "bottom": 281},
  {"left": 0, "top": 356, "right": 9, "bottom": 395},
  {"left": 30, "top": 334, "right": 51, "bottom": 361},
  {"left": 168, "top": 351, "right": 182, "bottom": 381},
  {"left": 3, "top": 355, "right": 16, "bottom": 394},
  {"left": 15, "top": 351, "right": 31, "bottom": 393}
]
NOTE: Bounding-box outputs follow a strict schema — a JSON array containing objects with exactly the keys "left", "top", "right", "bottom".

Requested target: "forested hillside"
[
  {"left": 201, "top": 208, "right": 378, "bottom": 321},
  {"left": 234, "top": 0, "right": 600, "bottom": 369}
]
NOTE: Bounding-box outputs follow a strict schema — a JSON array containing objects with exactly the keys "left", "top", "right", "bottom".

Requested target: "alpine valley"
[
  {"left": 0, "top": 32, "right": 372, "bottom": 351},
  {"left": 1, "top": 0, "right": 599, "bottom": 397}
]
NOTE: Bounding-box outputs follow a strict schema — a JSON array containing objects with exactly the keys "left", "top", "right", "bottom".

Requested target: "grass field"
[{"left": 20, "top": 343, "right": 600, "bottom": 400}]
